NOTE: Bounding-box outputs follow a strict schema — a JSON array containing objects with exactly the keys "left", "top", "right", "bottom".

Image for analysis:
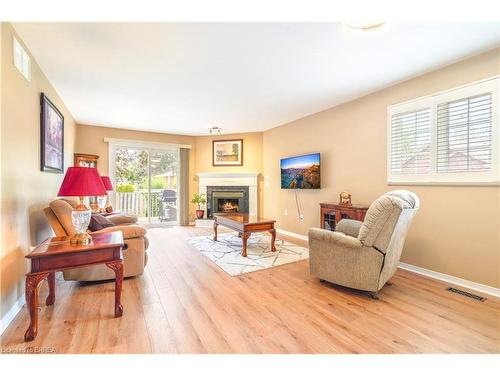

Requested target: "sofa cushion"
[{"left": 88, "top": 213, "right": 115, "bottom": 232}]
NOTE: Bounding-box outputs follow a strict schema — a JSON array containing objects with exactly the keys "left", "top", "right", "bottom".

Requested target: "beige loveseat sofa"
[
  {"left": 44, "top": 198, "right": 149, "bottom": 281},
  {"left": 309, "top": 190, "right": 419, "bottom": 298}
]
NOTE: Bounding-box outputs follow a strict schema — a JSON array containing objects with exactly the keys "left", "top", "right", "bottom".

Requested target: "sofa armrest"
[
  {"left": 106, "top": 214, "right": 138, "bottom": 226},
  {"left": 309, "top": 228, "right": 362, "bottom": 249},
  {"left": 94, "top": 225, "right": 147, "bottom": 240},
  {"left": 335, "top": 219, "right": 363, "bottom": 238}
]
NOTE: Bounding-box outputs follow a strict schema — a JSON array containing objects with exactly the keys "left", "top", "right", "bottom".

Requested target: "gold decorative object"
[{"left": 339, "top": 191, "right": 352, "bottom": 206}]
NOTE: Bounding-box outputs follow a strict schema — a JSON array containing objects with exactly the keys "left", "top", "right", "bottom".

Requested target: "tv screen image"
[{"left": 280, "top": 153, "right": 321, "bottom": 189}]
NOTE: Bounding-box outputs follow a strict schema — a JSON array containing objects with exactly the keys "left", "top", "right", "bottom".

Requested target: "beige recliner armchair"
[
  {"left": 309, "top": 190, "right": 419, "bottom": 299},
  {"left": 44, "top": 198, "right": 149, "bottom": 281}
]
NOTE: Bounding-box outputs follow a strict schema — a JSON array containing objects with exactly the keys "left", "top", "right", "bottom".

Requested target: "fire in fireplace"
[
  {"left": 219, "top": 199, "right": 239, "bottom": 213},
  {"left": 206, "top": 186, "right": 249, "bottom": 218}
]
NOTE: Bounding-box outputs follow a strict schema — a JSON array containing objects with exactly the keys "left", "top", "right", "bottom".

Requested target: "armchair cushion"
[{"left": 335, "top": 219, "right": 362, "bottom": 238}]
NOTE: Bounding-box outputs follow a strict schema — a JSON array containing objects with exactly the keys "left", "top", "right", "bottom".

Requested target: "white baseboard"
[
  {"left": 0, "top": 296, "right": 25, "bottom": 335},
  {"left": 276, "top": 228, "right": 308, "bottom": 241},
  {"left": 398, "top": 262, "right": 500, "bottom": 298}
]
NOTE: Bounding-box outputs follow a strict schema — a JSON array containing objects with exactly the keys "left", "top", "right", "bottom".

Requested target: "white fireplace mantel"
[{"left": 196, "top": 172, "right": 260, "bottom": 217}]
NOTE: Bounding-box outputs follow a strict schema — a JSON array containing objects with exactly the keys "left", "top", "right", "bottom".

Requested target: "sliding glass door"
[{"left": 109, "top": 144, "right": 180, "bottom": 225}]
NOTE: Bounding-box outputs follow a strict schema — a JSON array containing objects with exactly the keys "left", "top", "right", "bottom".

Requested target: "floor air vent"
[{"left": 446, "top": 287, "right": 486, "bottom": 302}]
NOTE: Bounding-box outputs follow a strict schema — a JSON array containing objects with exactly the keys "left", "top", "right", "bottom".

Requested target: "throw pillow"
[{"left": 88, "top": 213, "right": 115, "bottom": 232}]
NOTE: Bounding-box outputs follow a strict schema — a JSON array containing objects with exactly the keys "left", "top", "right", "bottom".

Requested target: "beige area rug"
[{"left": 186, "top": 232, "right": 309, "bottom": 276}]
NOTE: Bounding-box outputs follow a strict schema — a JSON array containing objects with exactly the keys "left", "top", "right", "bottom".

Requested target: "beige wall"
[
  {"left": 76, "top": 124, "right": 197, "bottom": 218},
  {"left": 194, "top": 132, "right": 264, "bottom": 215},
  {"left": 1, "top": 22, "right": 77, "bottom": 322},
  {"left": 263, "top": 47, "right": 500, "bottom": 288}
]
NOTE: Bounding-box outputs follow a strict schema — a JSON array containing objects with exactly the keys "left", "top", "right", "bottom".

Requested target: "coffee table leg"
[
  {"left": 46, "top": 272, "right": 56, "bottom": 306},
  {"left": 24, "top": 273, "right": 49, "bottom": 342},
  {"left": 213, "top": 221, "right": 218, "bottom": 241},
  {"left": 269, "top": 229, "right": 276, "bottom": 252},
  {"left": 241, "top": 233, "right": 250, "bottom": 257},
  {"left": 106, "top": 261, "right": 124, "bottom": 318}
]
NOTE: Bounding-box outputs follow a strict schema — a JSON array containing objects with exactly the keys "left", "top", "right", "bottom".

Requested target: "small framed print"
[
  {"left": 74, "top": 153, "right": 99, "bottom": 168},
  {"left": 40, "top": 93, "right": 64, "bottom": 173},
  {"left": 212, "top": 139, "right": 243, "bottom": 166}
]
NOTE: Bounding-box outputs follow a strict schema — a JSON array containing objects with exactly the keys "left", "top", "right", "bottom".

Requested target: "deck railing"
[{"left": 115, "top": 190, "right": 171, "bottom": 219}]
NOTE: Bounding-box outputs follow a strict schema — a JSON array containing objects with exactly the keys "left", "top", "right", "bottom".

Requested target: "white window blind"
[
  {"left": 436, "top": 93, "right": 492, "bottom": 173},
  {"left": 387, "top": 77, "right": 499, "bottom": 185},
  {"left": 390, "top": 108, "right": 431, "bottom": 175}
]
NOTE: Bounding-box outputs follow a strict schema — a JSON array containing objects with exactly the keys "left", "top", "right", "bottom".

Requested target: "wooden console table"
[
  {"left": 24, "top": 231, "right": 125, "bottom": 342},
  {"left": 320, "top": 203, "right": 369, "bottom": 231}
]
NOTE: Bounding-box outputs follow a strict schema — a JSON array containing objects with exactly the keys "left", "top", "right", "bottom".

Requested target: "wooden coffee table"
[
  {"left": 213, "top": 213, "right": 276, "bottom": 257},
  {"left": 23, "top": 231, "right": 125, "bottom": 342}
]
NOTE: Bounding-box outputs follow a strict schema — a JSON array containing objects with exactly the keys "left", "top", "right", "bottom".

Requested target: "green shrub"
[
  {"left": 116, "top": 184, "right": 136, "bottom": 192},
  {"left": 150, "top": 176, "right": 167, "bottom": 189}
]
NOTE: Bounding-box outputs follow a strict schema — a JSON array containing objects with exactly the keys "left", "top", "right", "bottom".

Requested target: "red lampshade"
[
  {"left": 100, "top": 176, "right": 113, "bottom": 191},
  {"left": 57, "top": 167, "right": 107, "bottom": 197}
]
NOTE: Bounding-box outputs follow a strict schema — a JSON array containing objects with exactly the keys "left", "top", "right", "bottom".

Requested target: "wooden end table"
[
  {"left": 213, "top": 214, "right": 276, "bottom": 257},
  {"left": 24, "top": 231, "right": 125, "bottom": 342}
]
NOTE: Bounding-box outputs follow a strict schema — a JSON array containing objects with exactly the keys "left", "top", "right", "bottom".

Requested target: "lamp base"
[{"left": 70, "top": 232, "right": 92, "bottom": 245}]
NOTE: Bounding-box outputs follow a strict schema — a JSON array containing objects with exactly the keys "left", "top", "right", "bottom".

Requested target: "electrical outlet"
[{"left": 284, "top": 209, "right": 288, "bottom": 216}]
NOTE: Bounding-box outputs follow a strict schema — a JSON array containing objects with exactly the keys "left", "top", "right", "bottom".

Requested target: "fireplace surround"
[{"left": 196, "top": 172, "right": 259, "bottom": 219}]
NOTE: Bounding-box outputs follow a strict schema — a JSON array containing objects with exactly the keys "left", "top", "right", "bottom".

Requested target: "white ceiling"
[{"left": 13, "top": 22, "right": 500, "bottom": 136}]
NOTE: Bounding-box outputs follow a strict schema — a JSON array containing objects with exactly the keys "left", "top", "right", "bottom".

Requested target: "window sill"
[{"left": 387, "top": 180, "right": 500, "bottom": 187}]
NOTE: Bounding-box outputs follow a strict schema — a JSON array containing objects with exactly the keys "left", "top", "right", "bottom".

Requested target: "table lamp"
[
  {"left": 98, "top": 176, "right": 114, "bottom": 211},
  {"left": 57, "top": 167, "right": 107, "bottom": 245}
]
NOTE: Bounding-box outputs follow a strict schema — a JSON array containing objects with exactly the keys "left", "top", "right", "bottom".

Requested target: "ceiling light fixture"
[
  {"left": 209, "top": 126, "right": 222, "bottom": 135},
  {"left": 342, "top": 20, "right": 386, "bottom": 31}
]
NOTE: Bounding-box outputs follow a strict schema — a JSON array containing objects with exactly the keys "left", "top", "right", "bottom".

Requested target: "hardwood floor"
[{"left": 1, "top": 226, "right": 499, "bottom": 354}]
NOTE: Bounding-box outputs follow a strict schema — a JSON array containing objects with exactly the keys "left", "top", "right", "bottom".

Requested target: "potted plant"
[{"left": 192, "top": 193, "right": 207, "bottom": 219}]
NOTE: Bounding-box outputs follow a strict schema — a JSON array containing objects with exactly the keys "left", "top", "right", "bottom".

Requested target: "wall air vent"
[{"left": 446, "top": 287, "right": 486, "bottom": 302}]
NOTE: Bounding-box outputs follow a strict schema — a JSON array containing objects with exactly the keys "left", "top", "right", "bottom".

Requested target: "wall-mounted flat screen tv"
[{"left": 280, "top": 153, "right": 321, "bottom": 189}]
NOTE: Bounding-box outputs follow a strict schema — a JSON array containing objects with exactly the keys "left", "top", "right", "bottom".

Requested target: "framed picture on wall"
[
  {"left": 212, "top": 139, "right": 243, "bottom": 166},
  {"left": 40, "top": 93, "right": 64, "bottom": 173},
  {"left": 74, "top": 153, "right": 99, "bottom": 168}
]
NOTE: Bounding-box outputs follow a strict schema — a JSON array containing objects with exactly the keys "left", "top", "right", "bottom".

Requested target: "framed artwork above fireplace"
[{"left": 212, "top": 139, "right": 243, "bottom": 166}]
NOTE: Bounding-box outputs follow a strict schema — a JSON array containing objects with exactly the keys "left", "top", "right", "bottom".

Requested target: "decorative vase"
[{"left": 195, "top": 210, "right": 205, "bottom": 219}]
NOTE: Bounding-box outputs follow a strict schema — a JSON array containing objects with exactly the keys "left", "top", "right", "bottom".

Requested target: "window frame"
[{"left": 387, "top": 77, "right": 500, "bottom": 186}]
